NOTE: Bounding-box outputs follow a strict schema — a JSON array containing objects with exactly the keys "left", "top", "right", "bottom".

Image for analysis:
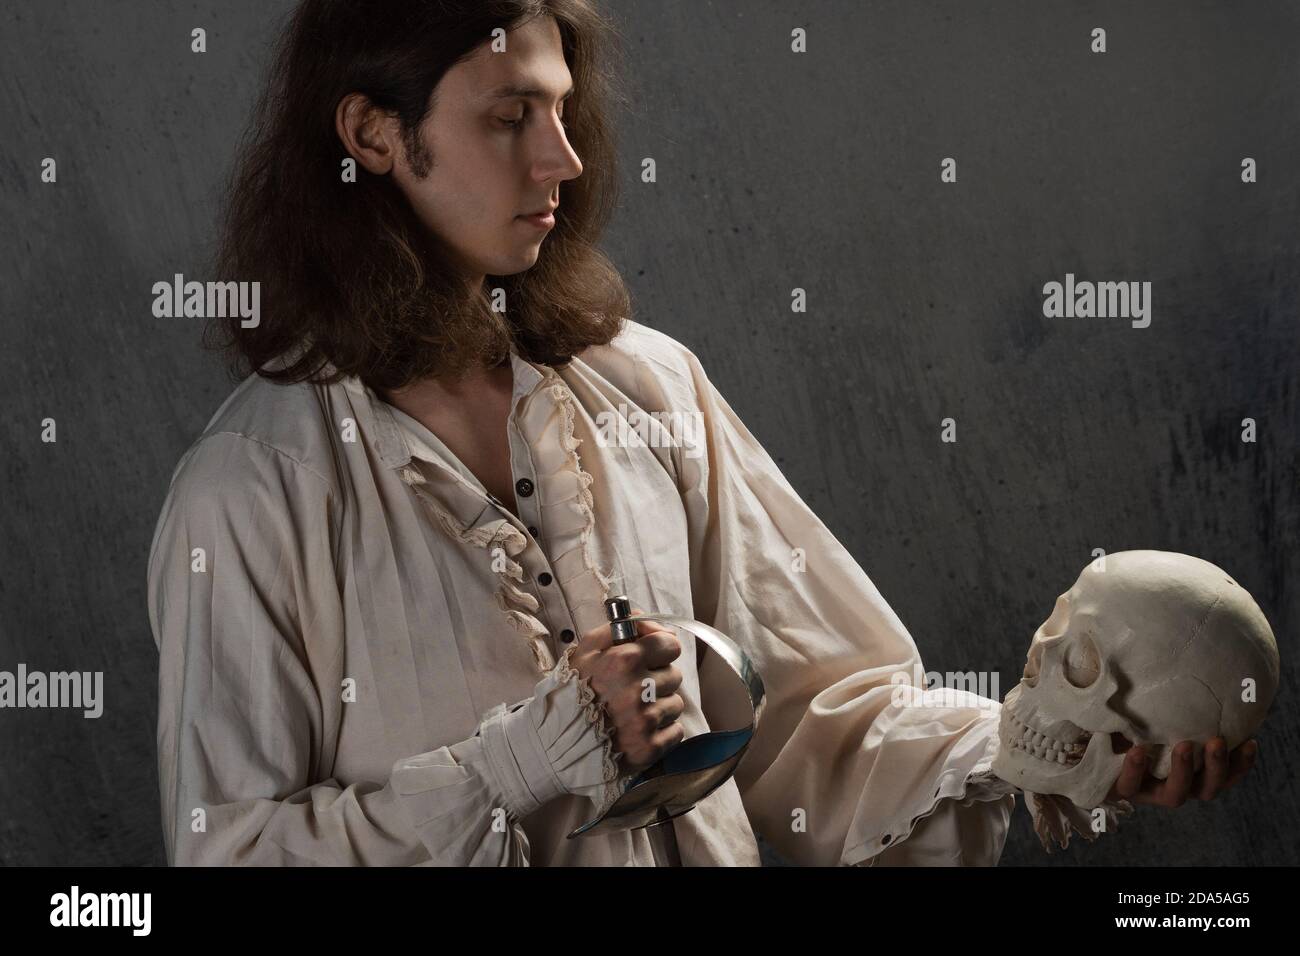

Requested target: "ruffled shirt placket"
[
  {"left": 397, "top": 464, "right": 556, "bottom": 669},
  {"left": 386, "top": 367, "right": 622, "bottom": 668}
]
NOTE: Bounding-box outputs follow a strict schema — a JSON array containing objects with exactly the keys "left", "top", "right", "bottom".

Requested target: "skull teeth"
[{"left": 1005, "top": 710, "right": 1089, "bottom": 766}]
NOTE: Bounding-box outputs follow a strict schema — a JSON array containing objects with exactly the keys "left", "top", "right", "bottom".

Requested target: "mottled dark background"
[{"left": 0, "top": 0, "right": 1294, "bottom": 866}]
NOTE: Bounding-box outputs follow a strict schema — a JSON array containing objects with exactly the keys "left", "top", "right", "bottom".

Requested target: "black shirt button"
[
  {"left": 538, "top": 572, "right": 552, "bottom": 586},
  {"left": 527, "top": 525, "right": 539, "bottom": 538},
  {"left": 560, "top": 629, "right": 575, "bottom": 643},
  {"left": 515, "top": 478, "right": 535, "bottom": 497}
]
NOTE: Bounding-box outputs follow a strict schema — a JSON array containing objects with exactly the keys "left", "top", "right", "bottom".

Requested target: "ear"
[{"left": 335, "top": 92, "right": 403, "bottom": 175}]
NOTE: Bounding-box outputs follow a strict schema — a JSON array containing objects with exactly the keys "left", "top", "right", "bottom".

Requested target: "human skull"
[{"left": 992, "top": 550, "right": 1279, "bottom": 809}]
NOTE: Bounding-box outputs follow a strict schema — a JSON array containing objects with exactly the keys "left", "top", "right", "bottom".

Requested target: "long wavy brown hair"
[{"left": 204, "top": 0, "right": 631, "bottom": 390}]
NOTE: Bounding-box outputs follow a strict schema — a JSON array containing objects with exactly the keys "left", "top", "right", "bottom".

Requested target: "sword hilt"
[{"left": 605, "top": 594, "right": 639, "bottom": 645}]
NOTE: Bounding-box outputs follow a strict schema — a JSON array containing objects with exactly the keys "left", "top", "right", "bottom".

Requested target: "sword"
[{"left": 567, "top": 595, "right": 766, "bottom": 840}]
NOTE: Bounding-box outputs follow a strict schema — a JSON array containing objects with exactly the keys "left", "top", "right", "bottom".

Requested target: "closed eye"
[{"left": 498, "top": 108, "right": 569, "bottom": 132}]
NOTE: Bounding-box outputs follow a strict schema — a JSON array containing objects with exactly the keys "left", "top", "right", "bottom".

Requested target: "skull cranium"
[{"left": 992, "top": 550, "right": 1279, "bottom": 810}]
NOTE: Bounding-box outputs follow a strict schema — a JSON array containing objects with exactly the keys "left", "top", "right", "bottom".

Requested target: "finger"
[
  {"left": 1194, "top": 737, "right": 1229, "bottom": 801},
  {"left": 1221, "top": 739, "right": 1258, "bottom": 791},
  {"left": 647, "top": 693, "right": 686, "bottom": 729},
  {"left": 607, "top": 665, "right": 682, "bottom": 718},
  {"left": 646, "top": 665, "right": 684, "bottom": 700},
  {"left": 580, "top": 617, "right": 616, "bottom": 651},
  {"left": 649, "top": 721, "right": 686, "bottom": 755},
  {"left": 637, "top": 630, "right": 683, "bottom": 668},
  {"left": 1148, "top": 742, "right": 1195, "bottom": 807},
  {"left": 630, "top": 610, "right": 673, "bottom": 641},
  {"left": 1111, "top": 744, "right": 1149, "bottom": 800},
  {"left": 585, "top": 606, "right": 666, "bottom": 651},
  {"left": 621, "top": 718, "right": 686, "bottom": 771}
]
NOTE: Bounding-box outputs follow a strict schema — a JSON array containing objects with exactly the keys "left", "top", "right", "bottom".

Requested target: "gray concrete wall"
[{"left": 0, "top": 0, "right": 1294, "bottom": 865}]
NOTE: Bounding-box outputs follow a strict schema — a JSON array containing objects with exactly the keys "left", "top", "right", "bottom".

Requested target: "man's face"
[{"left": 390, "top": 15, "right": 583, "bottom": 282}]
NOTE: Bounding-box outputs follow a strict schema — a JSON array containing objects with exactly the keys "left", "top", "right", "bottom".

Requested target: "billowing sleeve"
[
  {"left": 147, "top": 433, "right": 615, "bottom": 866},
  {"left": 656, "top": 346, "right": 1017, "bottom": 866}
]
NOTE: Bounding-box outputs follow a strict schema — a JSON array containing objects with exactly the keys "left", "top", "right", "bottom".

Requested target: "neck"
[{"left": 382, "top": 358, "right": 512, "bottom": 408}]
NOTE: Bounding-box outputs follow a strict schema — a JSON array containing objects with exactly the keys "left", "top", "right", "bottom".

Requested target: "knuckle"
[{"left": 653, "top": 669, "right": 678, "bottom": 697}]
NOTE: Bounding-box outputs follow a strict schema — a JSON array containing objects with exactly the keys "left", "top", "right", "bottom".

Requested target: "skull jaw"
[{"left": 993, "top": 705, "right": 1129, "bottom": 810}]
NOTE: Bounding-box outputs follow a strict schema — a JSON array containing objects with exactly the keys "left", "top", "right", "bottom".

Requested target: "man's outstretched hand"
[{"left": 1105, "top": 736, "right": 1258, "bottom": 807}]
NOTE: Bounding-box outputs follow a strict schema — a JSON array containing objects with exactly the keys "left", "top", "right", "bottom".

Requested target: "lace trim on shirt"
[
  {"left": 554, "top": 639, "right": 628, "bottom": 813},
  {"left": 398, "top": 463, "right": 555, "bottom": 671},
  {"left": 1024, "top": 789, "right": 1134, "bottom": 854},
  {"left": 549, "top": 382, "right": 618, "bottom": 600}
]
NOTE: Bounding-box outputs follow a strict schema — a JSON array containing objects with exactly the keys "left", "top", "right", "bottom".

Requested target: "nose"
[{"left": 530, "top": 112, "right": 583, "bottom": 185}]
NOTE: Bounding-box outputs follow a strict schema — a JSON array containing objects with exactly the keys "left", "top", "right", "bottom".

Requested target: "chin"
[{"left": 497, "top": 250, "right": 542, "bottom": 276}]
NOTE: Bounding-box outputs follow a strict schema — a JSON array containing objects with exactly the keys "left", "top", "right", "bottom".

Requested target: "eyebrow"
[{"left": 483, "top": 82, "right": 575, "bottom": 103}]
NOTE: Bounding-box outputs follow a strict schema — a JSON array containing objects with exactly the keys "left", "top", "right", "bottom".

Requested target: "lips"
[{"left": 520, "top": 205, "right": 558, "bottom": 217}]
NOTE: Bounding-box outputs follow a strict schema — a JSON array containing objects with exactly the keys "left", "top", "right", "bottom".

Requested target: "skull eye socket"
[
  {"left": 1023, "top": 593, "right": 1070, "bottom": 687},
  {"left": 1063, "top": 633, "right": 1101, "bottom": 688}
]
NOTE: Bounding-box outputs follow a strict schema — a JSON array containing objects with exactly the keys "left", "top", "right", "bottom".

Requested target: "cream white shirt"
[{"left": 146, "top": 318, "right": 1079, "bottom": 867}]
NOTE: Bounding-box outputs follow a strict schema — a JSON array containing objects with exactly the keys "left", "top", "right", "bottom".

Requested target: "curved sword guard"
[{"left": 567, "top": 599, "right": 766, "bottom": 838}]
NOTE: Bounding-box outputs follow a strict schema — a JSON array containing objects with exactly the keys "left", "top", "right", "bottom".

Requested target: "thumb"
[{"left": 629, "top": 606, "right": 670, "bottom": 639}]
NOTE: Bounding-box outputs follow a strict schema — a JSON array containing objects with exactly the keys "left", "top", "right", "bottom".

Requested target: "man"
[{"left": 148, "top": 0, "right": 1255, "bottom": 866}]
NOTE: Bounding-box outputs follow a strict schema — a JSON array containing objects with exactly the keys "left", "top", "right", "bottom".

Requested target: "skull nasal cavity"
[{"left": 1063, "top": 634, "right": 1101, "bottom": 688}]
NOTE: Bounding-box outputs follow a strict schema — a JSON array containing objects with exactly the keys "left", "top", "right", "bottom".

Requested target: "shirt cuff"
[
  {"left": 849, "top": 714, "right": 1014, "bottom": 866},
  {"left": 483, "top": 641, "right": 623, "bottom": 820}
]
